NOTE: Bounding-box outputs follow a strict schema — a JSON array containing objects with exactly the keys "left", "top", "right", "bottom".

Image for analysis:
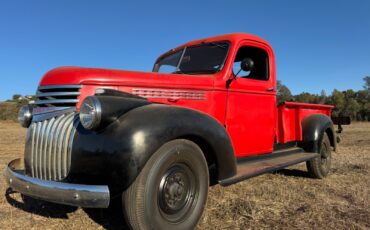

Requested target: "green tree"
[
  {"left": 356, "top": 90, "right": 370, "bottom": 121},
  {"left": 339, "top": 89, "right": 360, "bottom": 120},
  {"left": 295, "top": 92, "right": 316, "bottom": 103},
  {"left": 319, "top": 90, "right": 327, "bottom": 104},
  {"left": 343, "top": 98, "right": 360, "bottom": 120},
  {"left": 276, "top": 80, "right": 293, "bottom": 104},
  {"left": 363, "top": 76, "right": 370, "bottom": 92},
  {"left": 329, "top": 89, "right": 345, "bottom": 116},
  {"left": 12, "top": 94, "right": 22, "bottom": 101}
]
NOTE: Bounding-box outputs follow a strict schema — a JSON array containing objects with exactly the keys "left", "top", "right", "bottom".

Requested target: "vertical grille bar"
[
  {"left": 56, "top": 113, "right": 74, "bottom": 180},
  {"left": 27, "top": 112, "right": 76, "bottom": 181},
  {"left": 61, "top": 115, "right": 76, "bottom": 178},
  {"left": 66, "top": 117, "right": 78, "bottom": 178},
  {"left": 33, "top": 122, "right": 41, "bottom": 178},
  {"left": 53, "top": 115, "right": 68, "bottom": 180},
  {"left": 43, "top": 117, "right": 55, "bottom": 179},
  {"left": 38, "top": 120, "right": 48, "bottom": 179},
  {"left": 30, "top": 123, "right": 36, "bottom": 177},
  {"left": 46, "top": 116, "right": 58, "bottom": 180},
  {"left": 50, "top": 115, "right": 65, "bottom": 180}
]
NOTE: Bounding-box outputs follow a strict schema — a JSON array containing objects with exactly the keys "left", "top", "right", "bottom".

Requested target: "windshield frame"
[{"left": 153, "top": 40, "right": 231, "bottom": 75}]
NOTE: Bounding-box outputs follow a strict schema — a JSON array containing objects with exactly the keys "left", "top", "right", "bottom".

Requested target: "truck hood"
[{"left": 39, "top": 66, "right": 214, "bottom": 89}]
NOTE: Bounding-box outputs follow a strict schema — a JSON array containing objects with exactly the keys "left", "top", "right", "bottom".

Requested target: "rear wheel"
[
  {"left": 122, "top": 139, "right": 209, "bottom": 230},
  {"left": 306, "top": 133, "right": 332, "bottom": 178}
]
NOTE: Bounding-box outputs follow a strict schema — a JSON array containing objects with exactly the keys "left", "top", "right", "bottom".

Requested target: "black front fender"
[{"left": 69, "top": 104, "right": 236, "bottom": 194}]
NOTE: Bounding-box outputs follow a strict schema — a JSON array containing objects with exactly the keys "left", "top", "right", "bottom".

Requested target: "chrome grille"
[
  {"left": 26, "top": 112, "right": 78, "bottom": 181},
  {"left": 35, "top": 85, "right": 81, "bottom": 107}
]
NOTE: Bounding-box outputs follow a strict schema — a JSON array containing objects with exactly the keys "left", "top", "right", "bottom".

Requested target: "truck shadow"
[
  {"left": 5, "top": 188, "right": 77, "bottom": 219},
  {"left": 272, "top": 169, "right": 311, "bottom": 178},
  {"left": 83, "top": 197, "right": 130, "bottom": 230},
  {"left": 5, "top": 188, "right": 129, "bottom": 229}
]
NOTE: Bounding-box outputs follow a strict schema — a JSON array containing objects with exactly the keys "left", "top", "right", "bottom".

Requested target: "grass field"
[{"left": 0, "top": 121, "right": 369, "bottom": 229}]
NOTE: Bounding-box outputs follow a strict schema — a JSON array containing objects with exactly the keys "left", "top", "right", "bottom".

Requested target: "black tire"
[
  {"left": 306, "top": 133, "right": 332, "bottom": 178},
  {"left": 122, "top": 139, "right": 209, "bottom": 230}
]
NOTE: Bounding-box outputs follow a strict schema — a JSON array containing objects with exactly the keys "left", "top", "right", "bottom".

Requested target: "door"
[{"left": 225, "top": 41, "right": 276, "bottom": 158}]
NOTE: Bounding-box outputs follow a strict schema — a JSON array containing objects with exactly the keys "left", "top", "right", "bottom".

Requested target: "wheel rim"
[{"left": 158, "top": 163, "right": 197, "bottom": 222}]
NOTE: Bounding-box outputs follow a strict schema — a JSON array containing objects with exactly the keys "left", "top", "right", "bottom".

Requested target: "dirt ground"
[{"left": 0, "top": 121, "right": 369, "bottom": 229}]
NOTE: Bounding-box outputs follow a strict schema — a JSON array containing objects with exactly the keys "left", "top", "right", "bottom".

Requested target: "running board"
[{"left": 219, "top": 147, "right": 319, "bottom": 186}]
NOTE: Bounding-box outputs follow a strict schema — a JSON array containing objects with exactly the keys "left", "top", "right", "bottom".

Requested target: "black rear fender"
[{"left": 300, "top": 114, "right": 336, "bottom": 152}]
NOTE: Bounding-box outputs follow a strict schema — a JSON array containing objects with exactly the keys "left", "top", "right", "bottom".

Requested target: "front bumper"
[{"left": 4, "top": 158, "right": 110, "bottom": 208}]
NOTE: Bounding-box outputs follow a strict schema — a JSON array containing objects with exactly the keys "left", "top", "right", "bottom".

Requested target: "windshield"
[{"left": 153, "top": 42, "right": 230, "bottom": 74}]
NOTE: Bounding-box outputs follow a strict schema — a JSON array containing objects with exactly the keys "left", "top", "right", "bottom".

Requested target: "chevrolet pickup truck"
[{"left": 5, "top": 33, "right": 348, "bottom": 229}]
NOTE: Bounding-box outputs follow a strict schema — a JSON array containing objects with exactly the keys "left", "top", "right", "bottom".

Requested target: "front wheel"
[
  {"left": 122, "top": 139, "right": 209, "bottom": 230},
  {"left": 306, "top": 133, "right": 332, "bottom": 178}
]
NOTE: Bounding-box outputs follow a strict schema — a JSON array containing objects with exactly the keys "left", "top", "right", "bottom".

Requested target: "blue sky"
[{"left": 1, "top": 0, "right": 369, "bottom": 101}]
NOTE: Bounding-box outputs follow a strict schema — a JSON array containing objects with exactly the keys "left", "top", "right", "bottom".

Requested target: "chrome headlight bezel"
[
  {"left": 18, "top": 105, "right": 33, "bottom": 128},
  {"left": 79, "top": 96, "right": 102, "bottom": 130}
]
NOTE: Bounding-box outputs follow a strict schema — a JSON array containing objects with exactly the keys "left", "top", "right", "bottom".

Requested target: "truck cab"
[{"left": 6, "top": 33, "right": 341, "bottom": 229}]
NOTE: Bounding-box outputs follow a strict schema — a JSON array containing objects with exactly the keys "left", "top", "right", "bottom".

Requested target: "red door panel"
[
  {"left": 226, "top": 88, "right": 276, "bottom": 157},
  {"left": 225, "top": 41, "right": 276, "bottom": 158}
]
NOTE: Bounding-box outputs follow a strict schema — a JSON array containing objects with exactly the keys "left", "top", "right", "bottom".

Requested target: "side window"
[{"left": 233, "top": 46, "right": 269, "bottom": 81}]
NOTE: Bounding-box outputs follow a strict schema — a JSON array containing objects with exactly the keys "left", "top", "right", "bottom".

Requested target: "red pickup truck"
[{"left": 6, "top": 33, "right": 345, "bottom": 229}]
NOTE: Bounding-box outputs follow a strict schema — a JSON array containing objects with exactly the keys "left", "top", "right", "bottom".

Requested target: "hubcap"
[{"left": 158, "top": 164, "right": 196, "bottom": 218}]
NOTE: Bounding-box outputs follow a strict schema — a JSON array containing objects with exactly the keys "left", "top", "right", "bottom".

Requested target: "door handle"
[{"left": 266, "top": 87, "right": 275, "bottom": 92}]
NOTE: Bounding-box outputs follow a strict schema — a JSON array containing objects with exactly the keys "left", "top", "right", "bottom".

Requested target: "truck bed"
[{"left": 276, "top": 102, "right": 334, "bottom": 144}]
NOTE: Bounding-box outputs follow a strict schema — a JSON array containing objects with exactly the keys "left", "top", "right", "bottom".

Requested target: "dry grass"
[{"left": 0, "top": 121, "right": 369, "bottom": 229}]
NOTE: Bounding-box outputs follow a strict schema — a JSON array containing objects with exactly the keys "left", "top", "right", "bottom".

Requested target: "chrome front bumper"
[{"left": 4, "top": 158, "right": 110, "bottom": 208}]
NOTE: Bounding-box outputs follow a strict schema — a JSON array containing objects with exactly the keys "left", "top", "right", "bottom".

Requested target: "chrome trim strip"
[
  {"left": 5, "top": 158, "right": 110, "bottom": 208},
  {"left": 132, "top": 88, "right": 206, "bottom": 100},
  {"left": 35, "top": 85, "right": 81, "bottom": 108},
  {"left": 32, "top": 107, "right": 75, "bottom": 122},
  {"left": 36, "top": 92, "right": 80, "bottom": 97},
  {"left": 37, "top": 85, "right": 82, "bottom": 90},
  {"left": 34, "top": 99, "right": 79, "bottom": 105}
]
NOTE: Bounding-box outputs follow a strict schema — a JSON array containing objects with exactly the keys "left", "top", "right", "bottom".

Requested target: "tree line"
[
  {"left": 277, "top": 76, "right": 370, "bottom": 121},
  {"left": 0, "top": 94, "right": 34, "bottom": 120}
]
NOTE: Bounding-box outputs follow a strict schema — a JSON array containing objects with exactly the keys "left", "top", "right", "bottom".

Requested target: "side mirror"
[{"left": 240, "top": 58, "right": 254, "bottom": 72}]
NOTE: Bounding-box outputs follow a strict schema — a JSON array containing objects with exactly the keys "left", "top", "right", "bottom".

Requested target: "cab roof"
[{"left": 158, "top": 33, "right": 270, "bottom": 60}]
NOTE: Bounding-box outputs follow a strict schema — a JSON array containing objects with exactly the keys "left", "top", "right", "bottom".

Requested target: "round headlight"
[
  {"left": 79, "top": 96, "right": 102, "bottom": 130},
  {"left": 18, "top": 105, "right": 33, "bottom": 128}
]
